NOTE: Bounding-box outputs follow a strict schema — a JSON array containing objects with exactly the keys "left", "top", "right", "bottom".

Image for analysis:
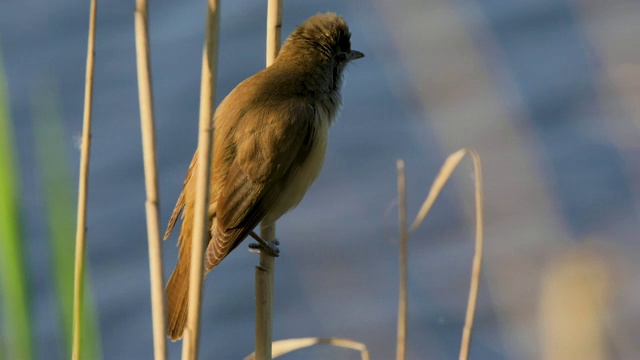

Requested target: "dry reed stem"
[
  {"left": 134, "top": 0, "right": 167, "bottom": 358},
  {"left": 404, "top": 148, "right": 483, "bottom": 360},
  {"left": 459, "top": 149, "right": 483, "bottom": 360},
  {"left": 265, "top": 0, "right": 282, "bottom": 66},
  {"left": 254, "top": 1, "right": 282, "bottom": 360},
  {"left": 396, "top": 160, "right": 407, "bottom": 360},
  {"left": 245, "top": 337, "right": 370, "bottom": 360},
  {"left": 71, "top": 0, "right": 97, "bottom": 358},
  {"left": 255, "top": 223, "right": 275, "bottom": 359},
  {"left": 181, "top": 1, "right": 219, "bottom": 359}
]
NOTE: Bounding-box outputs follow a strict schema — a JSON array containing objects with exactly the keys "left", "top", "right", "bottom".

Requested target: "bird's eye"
[{"left": 337, "top": 53, "right": 347, "bottom": 63}]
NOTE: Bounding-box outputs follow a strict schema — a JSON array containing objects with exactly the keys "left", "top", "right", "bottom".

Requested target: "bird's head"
[{"left": 278, "top": 13, "right": 364, "bottom": 91}]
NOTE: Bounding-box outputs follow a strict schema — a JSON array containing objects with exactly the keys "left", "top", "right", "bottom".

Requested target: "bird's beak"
[{"left": 350, "top": 50, "right": 365, "bottom": 61}]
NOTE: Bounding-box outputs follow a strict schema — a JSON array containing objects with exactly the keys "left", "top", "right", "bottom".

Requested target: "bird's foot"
[{"left": 248, "top": 231, "right": 280, "bottom": 257}]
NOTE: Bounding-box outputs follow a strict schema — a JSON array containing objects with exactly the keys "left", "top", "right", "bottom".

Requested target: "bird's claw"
[
  {"left": 248, "top": 239, "right": 280, "bottom": 257},
  {"left": 248, "top": 231, "right": 280, "bottom": 256}
]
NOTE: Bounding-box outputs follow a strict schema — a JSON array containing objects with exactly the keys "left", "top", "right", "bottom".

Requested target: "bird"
[{"left": 164, "top": 12, "right": 364, "bottom": 341}]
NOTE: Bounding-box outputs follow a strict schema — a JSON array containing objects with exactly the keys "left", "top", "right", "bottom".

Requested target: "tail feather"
[
  {"left": 166, "top": 251, "right": 190, "bottom": 341},
  {"left": 166, "top": 201, "right": 215, "bottom": 340},
  {"left": 166, "top": 220, "right": 250, "bottom": 339},
  {"left": 166, "top": 197, "right": 195, "bottom": 341}
]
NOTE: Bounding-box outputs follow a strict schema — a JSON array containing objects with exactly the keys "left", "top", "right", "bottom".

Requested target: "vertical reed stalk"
[
  {"left": 254, "top": 1, "right": 282, "bottom": 360},
  {"left": 255, "top": 223, "right": 275, "bottom": 360},
  {"left": 396, "top": 160, "right": 408, "bottom": 360},
  {"left": 72, "top": 0, "right": 97, "bottom": 358},
  {"left": 265, "top": 0, "right": 282, "bottom": 66},
  {"left": 458, "top": 150, "right": 483, "bottom": 360},
  {"left": 181, "top": 1, "right": 219, "bottom": 359},
  {"left": 134, "top": 0, "right": 167, "bottom": 359},
  {"left": 32, "top": 83, "right": 102, "bottom": 360}
]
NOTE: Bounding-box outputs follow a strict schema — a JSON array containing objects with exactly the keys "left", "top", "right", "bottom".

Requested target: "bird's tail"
[
  {"left": 166, "top": 206, "right": 196, "bottom": 341},
  {"left": 166, "top": 214, "right": 229, "bottom": 340},
  {"left": 166, "top": 247, "right": 190, "bottom": 341},
  {"left": 166, "top": 208, "right": 216, "bottom": 340}
]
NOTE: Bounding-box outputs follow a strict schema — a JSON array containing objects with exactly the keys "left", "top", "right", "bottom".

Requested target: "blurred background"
[{"left": 1, "top": 0, "right": 639, "bottom": 359}]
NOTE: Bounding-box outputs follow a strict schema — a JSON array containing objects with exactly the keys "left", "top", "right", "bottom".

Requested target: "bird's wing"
[
  {"left": 164, "top": 151, "right": 198, "bottom": 240},
  {"left": 205, "top": 100, "right": 315, "bottom": 270}
]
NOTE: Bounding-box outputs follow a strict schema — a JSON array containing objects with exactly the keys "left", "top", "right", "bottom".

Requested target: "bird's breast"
[{"left": 263, "top": 109, "right": 331, "bottom": 224}]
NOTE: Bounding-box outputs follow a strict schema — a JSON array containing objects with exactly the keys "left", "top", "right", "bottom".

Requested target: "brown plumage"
[{"left": 164, "top": 12, "right": 363, "bottom": 341}]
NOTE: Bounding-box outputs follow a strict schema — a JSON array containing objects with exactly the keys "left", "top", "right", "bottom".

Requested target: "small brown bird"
[{"left": 164, "top": 12, "right": 363, "bottom": 340}]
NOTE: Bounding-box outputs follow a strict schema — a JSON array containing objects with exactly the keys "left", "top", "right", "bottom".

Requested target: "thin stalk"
[
  {"left": 72, "top": 0, "right": 97, "bottom": 358},
  {"left": 134, "top": 0, "right": 167, "bottom": 359},
  {"left": 403, "top": 148, "right": 484, "bottom": 360},
  {"left": 255, "top": 1, "right": 282, "bottom": 359},
  {"left": 32, "top": 83, "right": 102, "bottom": 360},
  {"left": 181, "top": 1, "right": 219, "bottom": 359},
  {"left": 265, "top": 0, "right": 282, "bottom": 66},
  {"left": 458, "top": 150, "right": 483, "bottom": 360},
  {"left": 396, "top": 160, "right": 407, "bottom": 360},
  {"left": 255, "top": 223, "right": 275, "bottom": 360}
]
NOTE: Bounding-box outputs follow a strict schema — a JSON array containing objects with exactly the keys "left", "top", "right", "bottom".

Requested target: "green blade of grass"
[
  {"left": 32, "top": 81, "right": 102, "bottom": 360},
  {"left": 0, "top": 41, "right": 33, "bottom": 360}
]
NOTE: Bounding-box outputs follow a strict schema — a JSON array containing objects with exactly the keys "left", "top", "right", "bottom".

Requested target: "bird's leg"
[{"left": 248, "top": 231, "right": 280, "bottom": 257}]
